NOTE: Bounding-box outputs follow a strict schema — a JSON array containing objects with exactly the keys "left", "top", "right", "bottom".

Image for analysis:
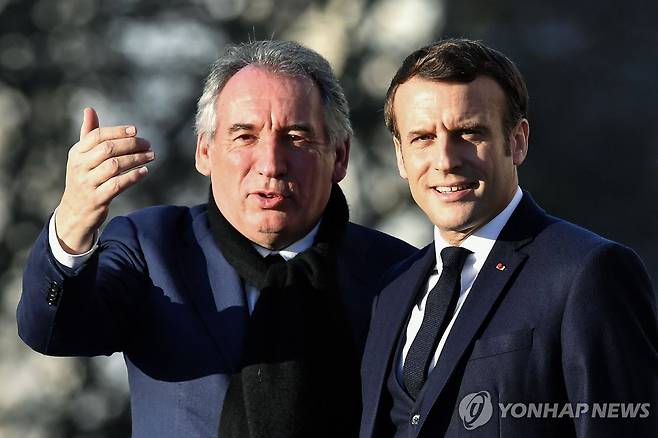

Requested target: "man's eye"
[
  {"left": 460, "top": 129, "right": 482, "bottom": 140},
  {"left": 287, "top": 133, "right": 309, "bottom": 145},
  {"left": 234, "top": 134, "right": 256, "bottom": 144},
  {"left": 411, "top": 134, "right": 434, "bottom": 143}
]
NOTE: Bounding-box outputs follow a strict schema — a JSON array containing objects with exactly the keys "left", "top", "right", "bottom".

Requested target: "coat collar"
[
  {"left": 415, "top": 191, "right": 551, "bottom": 429},
  {"left": 175, "top": 208, "right": 249, "bottom": 372},
  {"left": 173, "top": 210, "right": 384, "bottom": 375},
  {"left": 361, "top": 191, "right": 553, "bottom": 435}
]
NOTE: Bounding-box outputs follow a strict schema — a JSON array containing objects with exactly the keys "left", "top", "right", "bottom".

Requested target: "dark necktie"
[
  {"left": 261, "top": 253, "right": 287, "bottom": 287},
  {"left": 403, "top": 246, "right": 472, "bottom": 399},
  {"left": 264, "top": 253, "right": 286, "bottom": 267}
]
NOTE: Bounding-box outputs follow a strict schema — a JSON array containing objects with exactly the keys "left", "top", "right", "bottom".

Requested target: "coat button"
[
  {"left": 47, "top": 281, "right": 61, "bottom": 306},
  {"left": 411, "top": 414, "right": 421, "bottom": 426}
]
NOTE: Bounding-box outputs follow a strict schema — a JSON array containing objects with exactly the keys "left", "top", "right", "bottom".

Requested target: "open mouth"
[
  {"left": 250, "top": 191, "right": 289, "bottom": 207},
  {"left": 434, "top": 182, "right": 478, "bottom": 193}
]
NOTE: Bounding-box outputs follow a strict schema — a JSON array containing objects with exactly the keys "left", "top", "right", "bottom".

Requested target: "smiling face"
[
  {"left": 392, "top": 75, "right": 529, "bottom": 245},
  {"left": 195, "top": 66, "right": 348, "bottom": 249}
]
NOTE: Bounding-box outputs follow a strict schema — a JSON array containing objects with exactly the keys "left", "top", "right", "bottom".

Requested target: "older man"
[
  {"left": 360, "top": 39, "right": 657, "bottom": 438},
  {"left": 17, "top": 40, "right": 414, "bottom": 438}
]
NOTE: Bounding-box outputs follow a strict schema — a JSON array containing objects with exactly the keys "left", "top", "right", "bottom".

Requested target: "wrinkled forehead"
[
  {"left": 214, "top": 65, "right": 327, "bottom": 134},
  {"left": 219, "top": 65, "right": 319, "bottom": 104}
]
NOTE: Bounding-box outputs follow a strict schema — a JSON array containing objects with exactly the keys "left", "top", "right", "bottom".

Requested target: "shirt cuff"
[{"left": 48, "top": 211, "right": 99, "bottom": 269}]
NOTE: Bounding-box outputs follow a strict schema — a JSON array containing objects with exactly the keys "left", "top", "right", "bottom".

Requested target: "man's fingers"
[
  {"left": 89, "top": 151, "right": 155, "bottom": 186},
  {"left": 84, "top": 137, "right": 152, "bottom": 170},
  {"left": 95, "top": 166, "right": 150, "bottom": 204},
  {"left": 77, "top": 124, "right": 138, "bottom": 153},
  {"left": 79, "top": 107, "right": 100, "bottom": 141}
]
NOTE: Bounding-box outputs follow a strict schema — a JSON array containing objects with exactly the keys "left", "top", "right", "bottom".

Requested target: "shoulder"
[
  {"left": 510, "top": 191, "right": 626, "bottom": 260},
  {"left": 527, "top": 210, "right": 640, "bottom": 268},
  {"left": 539, "top": 217, "right": 610, "bottom": 249},
  {"left": 343, "top": 222, "right": 416, "bottom": 260},
  {"left": 515, "top": 196, "right": 653, "bottom": 297}
]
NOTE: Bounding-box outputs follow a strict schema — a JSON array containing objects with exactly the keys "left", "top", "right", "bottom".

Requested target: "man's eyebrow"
[
  {"left": 284, "top": 124, "right": 314, "bottom": 134},
  {"left": 406, "top": 129, "right": 434, "bottom": 140},
  {"left": 228, "top": 123, "right": 255, "bottom": 133},
  {"left": 453, "top": 120, "right": 489, "bottom": 132}
]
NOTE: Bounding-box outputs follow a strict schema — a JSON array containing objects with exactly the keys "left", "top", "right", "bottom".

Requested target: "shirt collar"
[
  {"left": 252, "top": 220, "right": 321, "bottom": 261},
  {"left": 434, "top": 186, "right": 523, "bottom": 268}
]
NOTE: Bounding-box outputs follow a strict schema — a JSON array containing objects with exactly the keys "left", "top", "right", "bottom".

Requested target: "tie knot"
[
  {"left": 264, "top": 253, "right": 286, "bottom": 268},
  {"left": 440, "top": 246, "right": 472, "bottom": 272}
]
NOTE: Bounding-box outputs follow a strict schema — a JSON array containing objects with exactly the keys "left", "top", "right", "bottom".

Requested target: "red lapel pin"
[{"left": 495, "top": 262, "right": 506, "bottom": 271}]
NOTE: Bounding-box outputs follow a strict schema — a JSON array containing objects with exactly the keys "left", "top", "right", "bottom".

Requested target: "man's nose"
[
  {"left": 432, "top": 134, "right": 463, "bottom": 171},
  {"left": 255, "top": 135, "right": 287, "bottom": 178}
]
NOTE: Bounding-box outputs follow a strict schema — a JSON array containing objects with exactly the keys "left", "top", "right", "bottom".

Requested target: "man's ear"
[
  {"left": 511, "top": 119, "right": 529, "bottom": 166},
  {"left": 195, "top": 133, "right": 211, "bottom": 176},
  {"left": 331, "top": 138, "right": 350, "bottom": 183},
  {"left": 394, "top": 136, "right": 408, "bottom": 179}
]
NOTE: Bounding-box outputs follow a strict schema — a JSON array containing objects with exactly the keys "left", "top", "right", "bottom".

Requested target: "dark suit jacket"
[
  {"left": 17, "top": 204, "right": 415, "bottom": 438},
  {"left": 360, "top": 193, "right": 657, "bottom": 438}
]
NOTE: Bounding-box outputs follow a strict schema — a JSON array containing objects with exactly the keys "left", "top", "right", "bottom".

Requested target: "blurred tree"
[{"left": 1, "top": 0, "right": 655, "bottom": 436}]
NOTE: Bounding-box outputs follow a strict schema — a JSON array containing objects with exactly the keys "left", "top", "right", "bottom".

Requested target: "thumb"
[{"left": 79, "top": 107, "right": 100, "bottom": 140}]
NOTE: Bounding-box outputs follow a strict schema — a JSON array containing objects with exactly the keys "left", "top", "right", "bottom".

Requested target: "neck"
[{"left": 438, "top": 185, "right": 520, "bottom": 246}]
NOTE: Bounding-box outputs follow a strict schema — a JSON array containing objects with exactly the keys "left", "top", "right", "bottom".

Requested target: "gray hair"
[{"left": 195, "top": 40, "right": 352, "bottom": 149}]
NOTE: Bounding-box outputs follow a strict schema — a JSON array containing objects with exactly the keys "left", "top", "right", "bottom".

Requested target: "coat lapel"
[
  {"left": 415, "top": 192, "right": 549, "bottom": 430},
  {"left": 175, "top": 209, "right": 249, "bottom": 372},
  {"left": 415, "top": 241, "right": 527, "bottom": 422}
]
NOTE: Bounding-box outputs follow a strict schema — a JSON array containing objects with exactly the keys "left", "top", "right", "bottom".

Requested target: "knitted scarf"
[{"left": 208, "top": 184, "right": 361, "bottom": 438}]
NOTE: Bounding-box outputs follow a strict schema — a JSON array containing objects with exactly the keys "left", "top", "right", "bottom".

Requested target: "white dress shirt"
[
  {"left": 48, "top": 210, "right": 320, "bottom": 315},
  {"left": 397, "top": 186, "right": 523, "bottom": 380},
  {"left": 48, "top": 211, "right": 99, "bottom": 270}
]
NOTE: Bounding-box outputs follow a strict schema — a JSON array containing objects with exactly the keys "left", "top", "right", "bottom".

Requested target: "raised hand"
[{"left": 54, "top": 107, "right": 155, "bottom": 254}]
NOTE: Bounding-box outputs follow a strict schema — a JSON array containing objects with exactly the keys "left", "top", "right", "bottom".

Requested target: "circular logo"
[{"left": 458, "top": 391, "right": 493, "bottom": 430}]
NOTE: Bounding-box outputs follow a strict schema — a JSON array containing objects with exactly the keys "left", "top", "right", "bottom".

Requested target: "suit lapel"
[
  {"left": 416, "top": 241, "right": 527, "bottom": 419},
  {"left": 175, "top": 210, "right": 248, "bottom": 372},
  {"left": 415, "top": 192, "right": 549, "bottom": 430},
  {"left": 361, "top": 245, "right": 435, "bottom": 436}
]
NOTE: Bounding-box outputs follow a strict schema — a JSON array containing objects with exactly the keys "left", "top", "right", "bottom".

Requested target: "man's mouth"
[
  {"left": 250, "top": 191, "right": 289, "bottom": 207},
  {"left": 434, "top": 182, "right": 478, "bottom": 193}
]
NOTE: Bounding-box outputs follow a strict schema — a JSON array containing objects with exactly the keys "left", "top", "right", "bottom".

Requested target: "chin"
[
  {"left": 254, "top": 215, "right": 296, "bottom": 234},
  {"left": 428, "top": 208, "right": 466, "bottom": 226},
  {"left": 254, "top": 220, "right": 287, "bottom": 234}
]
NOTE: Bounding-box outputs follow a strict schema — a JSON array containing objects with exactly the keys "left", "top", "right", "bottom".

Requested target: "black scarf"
[{"left": 208, "top": 184, "right": 361, "bottom": 438}]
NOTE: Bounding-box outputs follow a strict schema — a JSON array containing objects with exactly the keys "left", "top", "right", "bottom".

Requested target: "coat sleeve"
[
  {"left": 560, "top": 242, "right": 658, "bottom": 437},
  {"left": 17, "top": 215, "right": 149, "bottom": 357}
]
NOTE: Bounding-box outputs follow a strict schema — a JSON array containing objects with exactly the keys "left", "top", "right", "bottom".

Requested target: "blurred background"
[{"left": 1, "top": 0, "right": 656, "bottom": 436}]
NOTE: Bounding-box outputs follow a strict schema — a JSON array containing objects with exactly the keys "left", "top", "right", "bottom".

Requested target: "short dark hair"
[{"left": 384, "top": 38, "right": 528, "bottom": 139}]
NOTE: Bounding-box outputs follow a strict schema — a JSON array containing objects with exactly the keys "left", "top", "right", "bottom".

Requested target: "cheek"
[
  {"left": 294, "top": 151, "right": 333, "bottom": 179},
  {"left": 222, "top": 149, "right": 252, "bottom": 169},
  {"left": 218, "top": 151, "right": 255, "bottom": 182},
  {"left": 469, "top": 146, "right": 497, "bottom": 177},
  {"left": 405, "top": 153, "right": 431, "bottom": 183}
]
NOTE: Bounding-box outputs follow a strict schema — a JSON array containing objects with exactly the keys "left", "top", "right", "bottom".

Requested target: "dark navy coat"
[
  {"left": 360, "top": 193, "right": 657, "bottom": 438},
  {"left": 17, "top": 204, "right": 415, "bottom": 437}
]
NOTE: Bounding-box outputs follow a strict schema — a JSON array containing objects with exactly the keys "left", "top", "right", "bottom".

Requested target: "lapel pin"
[{"left": 495, "top": 262, "right": 506, "bottom": 271}]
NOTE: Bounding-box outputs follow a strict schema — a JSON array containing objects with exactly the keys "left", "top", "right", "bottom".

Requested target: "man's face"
[
  {"left": 392, "top": 75, "right": 528, "bottom": 244},
  {"left": 196, "top": 66, "right": 348, "bottom": 249}
]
